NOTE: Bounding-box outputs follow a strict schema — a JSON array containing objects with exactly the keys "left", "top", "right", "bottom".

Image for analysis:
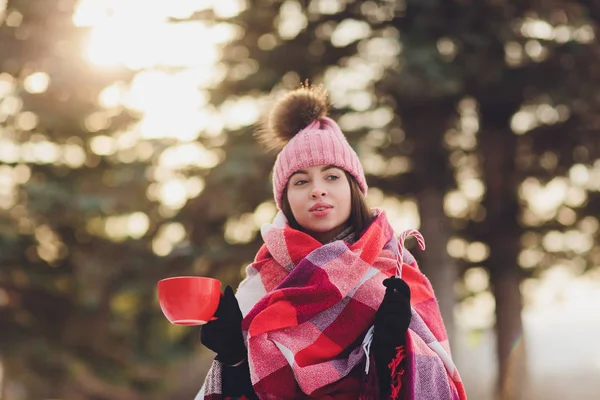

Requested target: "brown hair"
[{"left": 281, "top": 171, "right": 373, "bottom": 238}]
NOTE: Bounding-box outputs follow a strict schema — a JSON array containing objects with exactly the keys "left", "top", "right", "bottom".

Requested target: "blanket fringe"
[{"left": 388, "top": 345, "right": 406, "bottom": 400}]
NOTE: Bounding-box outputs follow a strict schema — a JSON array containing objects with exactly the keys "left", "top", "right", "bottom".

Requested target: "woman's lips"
[
  {"left": 310, "top": 208, "right": 332, "bottom": 217},
  {"left": 309, "top": 202, "right": 332, "bottom": 211}
]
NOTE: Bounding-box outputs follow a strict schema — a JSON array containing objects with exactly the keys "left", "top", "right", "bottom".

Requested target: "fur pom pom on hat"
[{"left": 258, "top": 85, "right": 367, "bottom": 209}]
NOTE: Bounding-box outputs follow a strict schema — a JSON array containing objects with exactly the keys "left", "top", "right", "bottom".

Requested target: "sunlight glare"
[
  {"left": 522, "top": 177, "right": 569, "bottom": 216},
  {"left": 159, "top": 143, "right": 221, "bottom": 169},
  {"left": 511, "top": 109, "right": 536, "bottom": 134},
  {"left": 331, "top": 19, "right": 371, "bottom": 47},
  {"left": 564, "top": 230, "right": 593, "bottom": 254},
  {"left": 213, "top": 0, "right": 247, "bottom": 18},
  {"left": 153, "top": 238, "right": 173, "bottom": 256},
  {"left": 0, "top": 95, "right": 23, "bottom": 116},
  {"left": 542, "top": 230, "right": 563, "bottom": 252},
  {"left": 0, "top": 139, "right": 19, "bottom": 163},
  {"left": 35, "top": 225, "right": 65, "bottom": 264},
  {"left": 460, "top": 178, "right": 484, "bottom": 200},
  {"left": 466, "top": 242, "right": 489, "bottom": 263},
  {"left": 361, "top": 152, "right": 386, "bottom": 175},
  {"left": 86, "top": 21, "right": 218, "bottom": 69},
  {"left": 162, "top": 222, "right": 186, "bottom": 243},
  {"left": 556, "top": 207, "right": 576, "bottom": 226},
  {"left": 220, "top": 97, "right": 261, "bottom": 130},
  {"left": 536, "top": 103, "right": 559, "bottom": 124},
  {"left": 225, "top": 213, "right": 257, "bottom": 244},
  {"left": 464, "top": 267, "right": 489, "bottom": 293},
  {"left": 578, "top": 216, "right": 599, "bottom": 235},
  {"left": 520, "top": 19, "right": 554, "bottom": 40},
  {"left": 115, "top": 130, "right": 140, "bottom": 150},
  {"left": 105, "top": 215, "right": 129, "bottom": 241},
  {"left": 33, "top": 141, "right": 60, "bottom": 164},
  {"left": 437, "top": 37, "right": 457, "bottom": 60},
  {"left": 380, "top": 197, "right": 420, "bottom": 235},
  {"left": 574, "top": 25, "right": 595, "bottom": 43},
  {"left": 126, "top": 71, "right": 212, "bottom": 141},
  {"left": 14, "top": 112, "right": 38, "bottom": 131},
  {"left": 85, "top": 112, "right": 111, "bottom": 132},
  {"left": 186, "top": 176, "right": 205, "bottom": 198},
  {"left": 444, "top": 190, "right": 469, "bottom": 218},
  {"left": 5, "top": 10, "right": 22, "bottom": 28},
  {"left": 127, "top": 212, "right": 150, "bottom": 239},
  {"left": 23, "top": 72, "right": 50, "bottom": 94},
  {"left": 278, "top": 0, "right": 307, "bottom": 40},
  {"left": 309, "top": 0, "right": 344, "bottom": 14},
  {"left": 159, "top": 179, "right": 188, "bottom": 209},
  {"left": 151, "top": 221, "right": 188, "bottom": 256},
  {"left": 569, "top": 164, "right": 590, "bottom": 186},
  {"left": 505, "top": 41, "right": 524, "bottom": 67},
  {"left": 90, "top": 135, "right": 117, "bottom": 156},
  {"left": 253, "top": 201, "right": 277, "bottom": 226},
  {"left": 565, "top": 186, "right": 587, "bottom": 208},
  {"left": 447, "top": 237, "right": 467, "bottom": 259},
  {"left": 76, "top": 0, "right": 227, "bottom": 69},
  {"left": 62, "top": 144, "right": 87, "bottom": 168},
  {"left": 0, "top": 73, "right": 16, "bottom": 97},
  {"left": 518, "top": 248, "right": 545, "bottom": 269},
  {"left": 13, "top": 164, "right": 31, "bottom": 184},
  {"left": 98, "top": 83, "right": 127, "bottom": 108}
]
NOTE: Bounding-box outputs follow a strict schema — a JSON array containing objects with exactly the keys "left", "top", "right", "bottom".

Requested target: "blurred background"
[{"left": 1, "top": 0, "right": 599, "bottom": 399}]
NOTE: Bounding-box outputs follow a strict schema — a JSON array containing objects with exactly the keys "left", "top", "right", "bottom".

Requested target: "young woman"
[{"left": 195, "top": 86, "right": 466, "bottom": 399}]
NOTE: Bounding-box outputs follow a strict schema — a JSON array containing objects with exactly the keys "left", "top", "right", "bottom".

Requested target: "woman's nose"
[{"left": 310, "top": 187, "right": 326, "bottom": 198}]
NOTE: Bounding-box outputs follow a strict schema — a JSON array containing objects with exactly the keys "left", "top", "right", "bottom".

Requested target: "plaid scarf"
[{"left": 199, "top": 210, "right": 466, "bottom": 400}]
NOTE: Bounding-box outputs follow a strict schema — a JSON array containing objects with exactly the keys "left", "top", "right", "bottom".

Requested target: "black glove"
[
  {"left": 222, "top": 359, "right": 258, "bottom": 399},
  {"left": 372, "top": 277, "right": 412, "bottom": 395},
  {"left": 200, "top": 285, "right": 247, "bottom": 365},
  {"left": 374, "top": 277, "right": 412, "bottom": 340}
]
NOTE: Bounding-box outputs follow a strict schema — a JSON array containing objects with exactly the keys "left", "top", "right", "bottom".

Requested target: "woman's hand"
[
  {"left": 200, "top": 285, "right": 247, "bottom": 366},
  {"left": 372, "top": 277, "right": 412, "bottom": 395},
  {"left": 374, "top": 277, "right": 412, "bottom": 338}
]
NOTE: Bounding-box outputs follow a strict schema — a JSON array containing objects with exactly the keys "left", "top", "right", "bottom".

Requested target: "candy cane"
[{"left": 396, "top": 229, "right": 426, "bottom": 277}]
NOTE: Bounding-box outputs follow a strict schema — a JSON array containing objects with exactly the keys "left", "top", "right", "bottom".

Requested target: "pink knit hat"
[{"left": 259, "top": 86, "right": 367, "bottom": 209}]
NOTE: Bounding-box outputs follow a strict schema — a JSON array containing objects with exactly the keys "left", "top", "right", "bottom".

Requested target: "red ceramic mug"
[{"left": 158, "top": 276, "right": 221, "bottom": 326}]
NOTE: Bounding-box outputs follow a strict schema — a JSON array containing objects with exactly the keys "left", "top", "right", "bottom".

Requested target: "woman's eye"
[
  {"left": 326, "top": 175, "right": 339, "bottom": 181},
  {"left": 294, "top": 179, "right": 308, "bottom": 186}
]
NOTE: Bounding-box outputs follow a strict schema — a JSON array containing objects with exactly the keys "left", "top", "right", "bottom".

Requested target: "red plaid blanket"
[{"left": 199, "top": 210, "right": 466, "bottom": 399}]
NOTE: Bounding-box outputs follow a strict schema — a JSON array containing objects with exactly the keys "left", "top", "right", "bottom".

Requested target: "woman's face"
[{"left": 286, "top": 164, "right": 352, "bottom": 243}]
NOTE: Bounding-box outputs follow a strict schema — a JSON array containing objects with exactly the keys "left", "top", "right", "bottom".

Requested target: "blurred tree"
[
  {"left": 0, "top": 0, "right": 198, "bottom": 398},
  {"left": 370, "top": 1, "right": 600, "bottom": 398},
  {"left": 463, "top": 3, "right": 600, "bottom": 398}
]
